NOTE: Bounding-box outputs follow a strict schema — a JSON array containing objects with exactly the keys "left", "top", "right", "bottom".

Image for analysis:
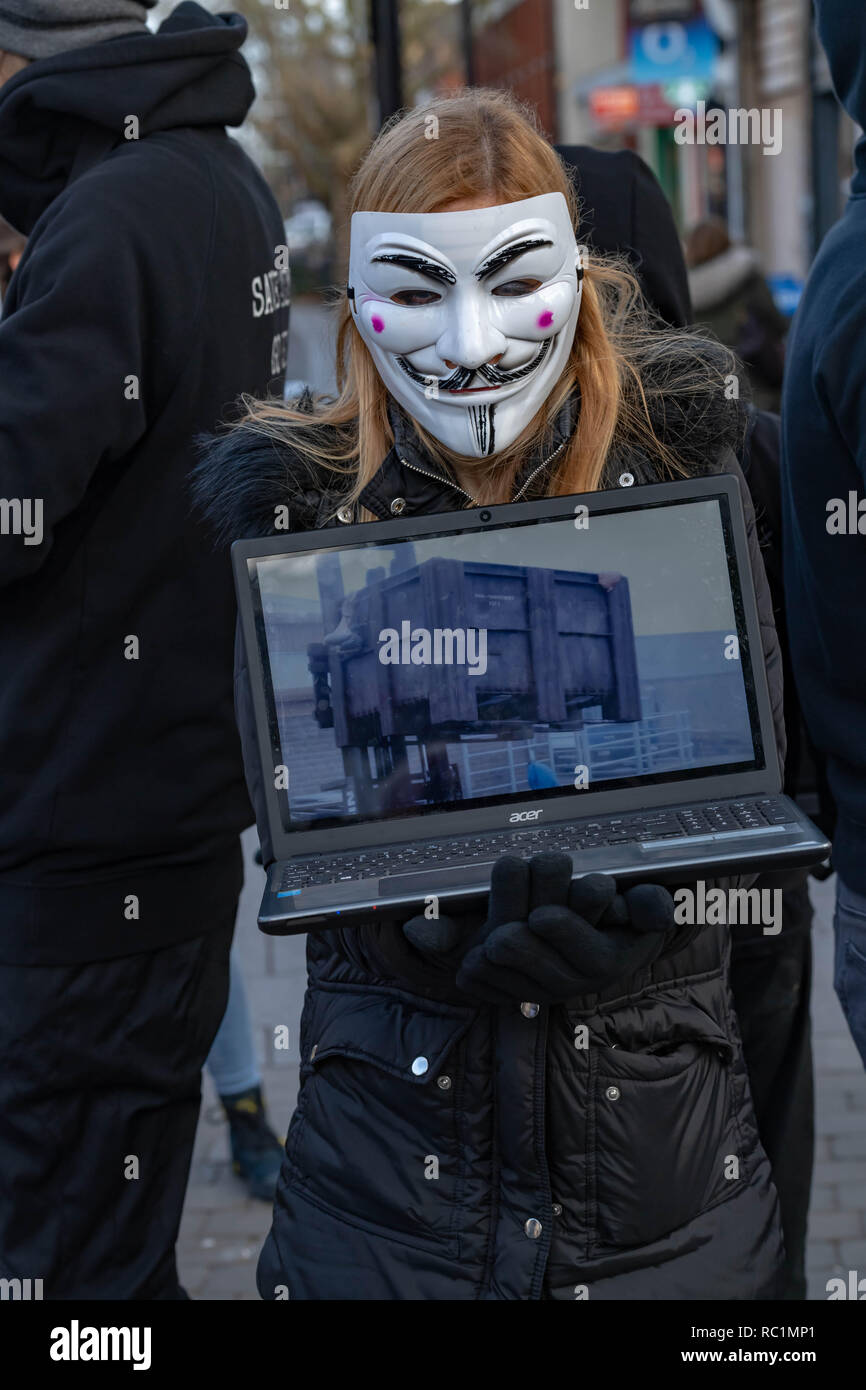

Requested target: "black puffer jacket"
[{"left": 197, "top": 362, "right": 786, "bottom": 1300}]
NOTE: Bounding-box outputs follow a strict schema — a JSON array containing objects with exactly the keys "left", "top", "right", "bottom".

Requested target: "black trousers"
[
  {"left": 730, "top": 869, "right": 815, "bottom": 1301},
  {"left": 0, "top": 896, "right": 236, "bottom": 1299}
]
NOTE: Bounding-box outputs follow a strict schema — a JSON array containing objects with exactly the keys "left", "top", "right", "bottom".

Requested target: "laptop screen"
[{"left": 247, "top": 494, "right": 764, "bottom": 833}]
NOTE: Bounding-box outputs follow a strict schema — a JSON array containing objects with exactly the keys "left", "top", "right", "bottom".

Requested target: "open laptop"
[{"left": 233, "top": 474, "right": 830, "bottom": 935}]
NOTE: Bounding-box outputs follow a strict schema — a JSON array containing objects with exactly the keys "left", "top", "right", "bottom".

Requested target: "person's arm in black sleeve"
[
  {"left": 233, "top": 620, "right": 275, "bottom": 867},
  {"left": 0, "top": 191, "right": 151, "bottom": 586}
]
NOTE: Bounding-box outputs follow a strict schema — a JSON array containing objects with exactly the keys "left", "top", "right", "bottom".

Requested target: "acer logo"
[{"left": 510, "top": 809, "right": 543, "bottom": 823}]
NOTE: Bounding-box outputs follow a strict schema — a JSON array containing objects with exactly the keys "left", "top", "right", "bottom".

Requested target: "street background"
[{"left": 150, "top": 0, "right": 859, "bottom": 310}]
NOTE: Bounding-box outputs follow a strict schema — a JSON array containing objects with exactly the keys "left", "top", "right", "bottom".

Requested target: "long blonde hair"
[{"left": 238, "top": 88, "right": 741, "bottom": 517}]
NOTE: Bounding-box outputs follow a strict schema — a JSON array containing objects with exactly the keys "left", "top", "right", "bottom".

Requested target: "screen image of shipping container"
[{"left": 255, "top": 499, "right": 755, "bottom": 828}]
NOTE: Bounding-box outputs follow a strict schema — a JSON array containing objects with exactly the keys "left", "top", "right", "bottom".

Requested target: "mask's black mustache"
[
  {"left": 439, "top": 364, "right": 475, "bottom": 391},
  {"left": 397, "top": 358, "right": 473, "bottom": 391},
  {"left": 395, "top": 336, "right": 552, "bottom": 392},
  {"left": 476, "top": 337, "right": 552, "bottom": 384}
]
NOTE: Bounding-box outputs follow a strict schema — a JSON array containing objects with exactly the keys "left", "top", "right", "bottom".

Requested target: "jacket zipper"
[
  {"left": 399, "top": 431, "right": 571, "bottom": 509},
  {"left": 398, "top": 455, "right": 477, "bottom": 505},
  {"left": 512, "top": 436, "right": 570, "bottom": 501}
]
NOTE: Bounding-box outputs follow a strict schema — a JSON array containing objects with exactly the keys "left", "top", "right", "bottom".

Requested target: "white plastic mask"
[{"left": 348, "top": 192, "right": 583, "bottom": 457}]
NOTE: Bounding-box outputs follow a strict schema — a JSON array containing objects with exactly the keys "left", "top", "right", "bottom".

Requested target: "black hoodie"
[
  {"left": 781, "top": 0, "right": 866, "bottom": 893},
  {"left": 0, "top": 3, "right": 288, "bottom": 963}
]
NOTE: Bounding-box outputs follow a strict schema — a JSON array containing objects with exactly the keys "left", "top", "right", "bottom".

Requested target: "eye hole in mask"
[
  {"left": 389, "top": 289, "right": 442, "bottom": 306},
  {"left": 389, "top": 277, "right": 545, "bottom": 307},
  {"left": 491, "top": 277, "right": 544, "bottom": 297}
]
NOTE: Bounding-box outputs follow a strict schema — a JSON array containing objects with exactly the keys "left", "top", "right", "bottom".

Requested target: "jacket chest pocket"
[
  {"left": 588, "top": 1005, "right": 738, "bottom": 1253},
  {"left": 287, "top": 985, "right": 476, "bottom": 1256}
]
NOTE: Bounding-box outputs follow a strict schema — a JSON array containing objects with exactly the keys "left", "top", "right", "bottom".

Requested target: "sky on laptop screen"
[{"left": 254, "top": 499, "right": 757, "bottom": 826}]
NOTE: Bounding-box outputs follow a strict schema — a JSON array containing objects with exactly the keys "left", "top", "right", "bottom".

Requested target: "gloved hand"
[
  {"left": 404, "top": 852, "right": 674, "bottom": 1004},
  {"left": 401, "top": 899, "right": 489, "bottom": 976}
]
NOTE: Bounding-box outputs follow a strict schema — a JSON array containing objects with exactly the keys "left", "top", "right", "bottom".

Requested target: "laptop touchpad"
[{"left": 378, "top": 863, "right": 494, "bottom": 896}]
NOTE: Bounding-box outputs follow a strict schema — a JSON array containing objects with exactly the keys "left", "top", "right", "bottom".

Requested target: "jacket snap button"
[
  {"left": 552, "top": 1203, "right": 563, "bottom": 1216},
  {"left": 524, "top": 1218, "right": 543, "bottom": 1239},
  {"left": 411, "top": 1056, "right": 428, "bottom": 1076},
  {"left": 605, "top": 1085, "right": 620, "bottom": 1101},
  {"left": 336, "top": 505, "right": 354, "bottom": 524},
  {"left": 520, "top": 1002, "right": 540, "bottom": 1018},
  {"left": 437, "top": 1075, "right": 452, "bottom": 1089},
  {"left": 390, "top": 496, "right": 407, "bottom": 515}
]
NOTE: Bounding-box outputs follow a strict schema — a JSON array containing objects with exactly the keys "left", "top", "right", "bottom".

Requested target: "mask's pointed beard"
[
  {"left": 469, "top": 403, "right": 495, "bottom": 456},
  {"left": 476, "top": 336, "right": 553, "bottom": 386}
]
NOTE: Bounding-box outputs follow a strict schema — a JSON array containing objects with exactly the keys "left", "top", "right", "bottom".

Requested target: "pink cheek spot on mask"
[
  {"left": 371, "top": 314, "right": 385, "bottom": 334},
  {"left": 538, "top": 310, "right": 554, "bottom": 329}
]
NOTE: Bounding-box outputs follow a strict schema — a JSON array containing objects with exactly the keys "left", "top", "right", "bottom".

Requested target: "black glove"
[
  {"left": 401, "top": 900, "right": 489, "bottom": 976},
  {"left": 405, "top": 852, "right": 674, "bottom": 1004}
]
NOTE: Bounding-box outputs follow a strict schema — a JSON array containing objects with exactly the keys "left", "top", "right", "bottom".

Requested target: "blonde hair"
[{"left": 238, "top": 88, "right": 740, "bottom": 518}]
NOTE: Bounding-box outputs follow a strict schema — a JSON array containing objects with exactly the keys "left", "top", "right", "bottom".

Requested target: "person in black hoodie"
[
  {"left": 554, "top": 143, "right": 693, "bottom": 329},
  {"left": 783, "top": 0, "right": 866, "bottom": 1069},
  {"left": 0, "top": 2, "right": 288, "bottom": 1298}
]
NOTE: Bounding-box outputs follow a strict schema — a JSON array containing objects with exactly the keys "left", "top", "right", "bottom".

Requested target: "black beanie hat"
[{"left": 0, "top": 1, "right": 157, "bottom": 61}]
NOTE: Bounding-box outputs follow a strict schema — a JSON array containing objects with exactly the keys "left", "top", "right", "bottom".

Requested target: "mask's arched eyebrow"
[
  {"left": 476, "top": 237, "right": 553, "bottom": 281},
  {"left": 370, "top": 253, "right": 456, "bottom": 286}
]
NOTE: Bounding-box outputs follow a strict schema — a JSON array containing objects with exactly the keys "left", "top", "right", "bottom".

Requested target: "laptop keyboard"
[{"left": 277, "top": 797, "right": 794, "bottom": 892}]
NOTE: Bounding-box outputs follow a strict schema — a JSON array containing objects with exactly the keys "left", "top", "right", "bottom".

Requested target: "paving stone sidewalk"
[{"left": 177, "top": 831, "right": 866, "bottom": 1299}]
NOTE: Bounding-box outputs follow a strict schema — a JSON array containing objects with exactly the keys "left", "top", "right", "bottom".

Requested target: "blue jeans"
[
  {"left": 206, "top": 946, "right": 261, "bottom": 1097},
  {"left": 834, "top": 877, "right": 866, "bottom": 1068}
]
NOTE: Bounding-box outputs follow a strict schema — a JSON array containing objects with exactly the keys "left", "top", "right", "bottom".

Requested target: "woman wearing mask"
[{"left": 197, "top": 89, "right": 785, "bottom": 1301}]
